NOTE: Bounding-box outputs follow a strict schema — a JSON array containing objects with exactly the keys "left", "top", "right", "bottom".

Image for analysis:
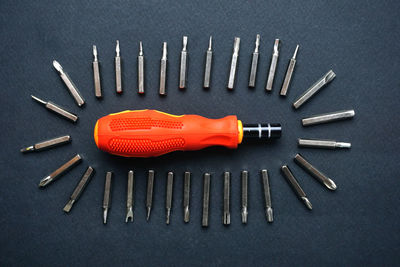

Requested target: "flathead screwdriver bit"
[
  {"left": 227, "top": 37, "right": 240, "bottom": 90},
  {"left": 146, "top": 170, "right": 155, "bottom": 221},
  {"left": 39, "top": 154, "right": 82, "bottom": 187},
  {"left": 103, "top": 171, "right": 113, "bottom": 224},
  {"left": 21, "top": 135, "right": 71, "bottom": 153},
  {"left": 183, "top": 171, "right": 191, "bottom": 223},
  {"left": 115, "top": 40, "right": 122, "bottom": 94},
  {"left": 202, "top": 173, "right": 211, "bottom": 227},
  {"left": 281, "top": 165, "right": 312, "bottom": 210},
  {"left": 298, "top": 138, "right": 351, "bottom": 149},
  {"left": 179, "top": 36, "right": 188, "bottom": 89},
  {"left": 92, "top": 45, "right": 102, "bottom": 98},
  {"left": 138, "top": 41, "right": 145, "bottom": 94},
  {"left": 261, "top": 170, "right": 273, "bottom": 222},
  {"left": 125, "top": 170, "right": 135, "bottom": 222},
  {"left": 166, "top": 172, "right": 174, "bottom": 225},
  {"left": 265, "top": 39, "right": 280, "bottom": 91},
  {"left": 241, "top": 170, "right": 248, "bottom": 224},
  {"left": 159, "top": 42, "right": 168, "bottom": 95},
  {"left": 223, "top": 172, "right": 231, "bottom": 225},
  {"left": 280, "top": 45, "right": 299, "bottom": 96},
  {"left": 203, "top": 36, "right": 213, "bottom": 89},
  {"left": 248, "top": 34, "right": 260, "bottom": 88},
  {"left": 31, "top": 95, "right": 78, "bottom": 123}
]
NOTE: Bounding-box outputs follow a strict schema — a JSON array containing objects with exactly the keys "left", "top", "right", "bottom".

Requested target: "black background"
[{"left": 1, "top": 1, "right": 399, "bottom": 266}]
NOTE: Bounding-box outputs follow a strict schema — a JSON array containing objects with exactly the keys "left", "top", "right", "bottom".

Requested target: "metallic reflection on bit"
[
  {"left": 302, "top": 109, "right": 355, "bottom": 126},
  {"left": 203, "top": 36, "right": 213, "bottom": 89},
  {"left": 298, "top": 138, "right": 351, "bottom": 149},
  {"left": 21, "top": 135, "right": 71, "bottom": 153},
  {"left": 280, "top": 165, "right": 312, "bottom": 210},
  {"left": 266, "top": 39, "right": 280, "bottom": 91},
  {"left": 248, "top": 34, "right": 260, "bottom": 88},
  {"left": 202, "top": 173, "right": 211, "bottom": 227},
  {"left": 159, "top": 42, "right": 168, "bottom": 95},
  {"left": 223, "top": 171, "right": 231, "bottom": 225},
  {"left": 179, "top": 36, "right": 188, "bottom": 89},
  {"left": 31, "top": 95, "right": 78, "bottom": 123},
  {"left": 103, "top": 171, "right": 113, "bottom": 224},
  {"left": 183, "top": 171, "right": 191, "bottom": 223},
  {"left": 280, "top": 45, "right": 299, "bottom": 96},
  {"left": 166, "top": 172, "right": 174, "bottom": 225},
  {"left": 146, "top": 170, "right": 155, "bottom": 221},
  {"left": 261, "top": 170, "right": 273, "bottom": 223},
  {"left": 92, "top": 45, "right": 102, "bottom": 98},
  {"left": 241, "top": 170, "right": 248, "bottom": 224},
  {"left": 227, "top": 37, "right": 240, "bottom": 90},
  {"left": 39, "top": 154, "right": 82, "bottom": 187},
  {"left": 125, "top": 170, "right": 134, "bottom": 222}
]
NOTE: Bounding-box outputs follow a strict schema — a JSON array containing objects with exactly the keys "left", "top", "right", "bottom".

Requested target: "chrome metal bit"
[
  {"left": 125, "top": 170, "right": 134, "bottom": 222},
  {"left": 280, "top": 45, "right": 299, "bottom": 96},
  {"left": 39, "top": 154, "right": 82, "bottom": 187},
  {"left": 53, "top": 60, "right": 85, "bottom": 107},
  {"left": 115, "top": 40, "right": 122, "bottom": 94},
  {"left": 281, "top": 165, "right": 312, "bottom": 210},
  {"left": 294, "top": 154, "right": 337, "bottom": 190},
  {"left": 63, "top": 166, "right": 95, "bottom": 213},
  {"left": 31, "top": 95, "right": 78, "bottom": 123},
  {"left": 146, "top": 170, "right": 155, "bottom": 221},
  {"left": 261, "top": 169, "right": 273, "bottom": 222},
  {"left": 183, "top": 171, "right": 191, "bottom": 223},
  {"left": 227, "top": 37, "right": 240, "bottom": 90},
  {"left": 202, "top": 173, "right": 211, "bottom": 227},
  {"left": 302, "top": 109, "right": 355, "bottom": 126},
  {"left": 223, "top": 172, "right": 231, "bottom": 225},
  {"left": 103, "top": 171, "right": 113, "bottom": 224},
  {"left": 248, "top": 34, "right": 260, "bottom": 88},
  {"left": 265, "top": 39, "right": 280, "bottom": 91},
  {"left": 293, "top": 70, "right": 336, "bottom": 109},
  {"left": 241, "top": 170, "right": 248, "bottom": 224},
  {"left": 166, "top": 172, "right": 174, "bottom": 225},
  {"left": 179, "top": 36, "right": 188, "bottom": 89},
  {"left": 203, "top": 36, "right": 213, "bottom": 89},
  {"left": 138, "top": 41, "right": 145, "bottom": 94},
  {"left": 298, "top": 138, "right": 351, "bottom": 149},
  {"left": 159, "top": 42, "right": 168, "bottom": 95},
  {"left": 92, "top": 45, "right": 102, "bottom": 98},
  {"left": 21, "top": 135, "right": 71, "bottom": 153}
]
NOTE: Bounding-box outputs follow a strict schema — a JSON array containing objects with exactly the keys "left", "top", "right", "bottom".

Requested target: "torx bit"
[
  {"left": 202, "top": 173, "right": 211, "bottom": 227},
  {"left": 227, "top": 37, "right": 240, "bottom": 90},
  {"left": 241, "top": 170, "right": 248, "bottom": 224},
  {"left": 63, "top": 166, "right": 95, "bottom": 213},
  {"left": 183, "top": 171, "right": 191, "bottom": 223},
  {"left": 166, "top": 171, "right": 174, "bottom": 225},
  {"left": 21, "top": 135, "right": 71, "bottom": 153},
  {"left": 115, "top": 40, "right": 122, "bottom": 94},
  {"left": 31, "top": 95, "right": 78, "bottom": 123},
  {"left": 203, "top": 36, "right": 213, "bottom": 89},
  {"left": 281, "top": 165, "right": 312, "bottom": 210},
  {"left": 261, "top": 170, "right": 273, "bottom": 222},
  {"left": 159, "top": 42, "right": 168, "bottom": 95},
  {"left": 293, "top": 70, "right": 336, "bottom": 109},
  {"left": 280, "top": 45, "right": 299, "bottom": 96},
  {"left": 126, "top": 170, "right": 134, "bottom": 222},
  {"left": 53, "top": 60, "right": 85, "bottom": 107},
  {"left": 302, "top": 109, "right": 355, "bottom": 126},
  {"left": 248, "top": 34, "right": 260, "bottom": 88},
  {"left": 138, "top": 41, "right": 145, "bottom": 94},
  {"left": 223, "top": 171, "right": 231, "bottom": 225},
  {"left": 265, "top": 39, "right": 281, "bottom": 91},
  {"left": 294, "top": 154, "right": 337, "bottom": 190},
  {"left": 298, "top": 138, "right": 351, "bottom": 149},
  {"left": 38, "top": 154, "right": 82, "bottom": 187},
  {"left": 103, "top": 171, "right": 113, "bottom": 224},
  {"left": 92, "top": 45, "right": 102, "bottom": 98},
  {"left": 179, "top": 36, "right": 188, "bottom": 89},
  {"left": 146, "top": 170, "right": 155, "bottom": 221}
]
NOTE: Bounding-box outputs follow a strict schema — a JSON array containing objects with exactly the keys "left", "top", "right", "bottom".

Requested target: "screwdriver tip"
[
  {"left": 184, "top": 207, "right": 190, "bottom": 223},
  {"left": 266, "top": 207, "right": 274, "bottom": 223},
  {"left": 301, "top": 197, "right": 313, "bottom": 210},
  {"left": 223, "top": 212, "right": 231, "bottom": 225},
  {"left": 208, "top": 36, "right": 212, "bottom": 50},
  {"left": 63, "top": 199, "right": 74, "bottom": 213},
  {"left": 241, "top": 207, "right": 248, "bottom": 224},
  {"left": 139, "top": 41, "right": 143, "bottom": 55},
  {"left": 116, "top": 40, "right": 120, "bottom": 56},
  {"left": 38, "top": 176, "right": 52, "bottom": 187},
  {"left": 103, "top": 208, "right": 108, "bottom": 224},
  {"left": 293, "top": 45, "right": 299, "bottom": 59},
  {"left": 20, "top": 146, "right": 34, "bottom": 153},
  {"left": 166, "top": 208, "right": 171, "bottom": 225},
  {"left": 146, "top": 207, "right": 151, "bottom": 221},
  {"left": 125, "top": 208, "right": 133, "bottom": 223},
  {"left": 324, "top": 178, "right": 337, "bottom": 191},
  {"left": 31, "top": 95, "right": 46, "bottom": 105},
  {"left": 52, "top": 60, "right": 62, "bottom": 72}
]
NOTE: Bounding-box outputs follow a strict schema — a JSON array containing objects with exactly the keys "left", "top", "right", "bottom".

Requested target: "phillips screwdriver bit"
[
  {"left": 115, "top": 40, "right": 122, "bottom": 94},
  {"left": 280, "top": 45, "right": 299, "bottom": 96},
  {"left": 202, "top": 173, "right": 211, "bottom": 227},
  {"left": 166, "top": 172, "right": 174, "bottom": 225},
  {"left": 227, "top": 37, "right": 240, "bottom": 90},
  {"left": 53, "top": 60, "right": 85, "bottom": 107},
  {"left": 241, "top": 170, "right": 248, "bottom": 224},
  {"left": 183, "top": 171, "right": 191, "bottom": 223},
  {"left": 203, "top": 36, "right": 213, "bottom": 89},
  {"left": 302, "top": 109, "right": 355, "bottom": 126},
  {"left": 159, "top": 42, "right": 168, "bottom": 95},
  {"left": 21, "top": 135, "right": 71, "bottom": 153},
  {"left": 223, "top": 171, "right": 231, "bottom": 225},
  {"left": 39, "top": 154, "right": 82, "bottom": 187},
  {"left": 261, "top": 170, "right": 273, "bottom": 222},
  {"left": 298, "top": 138, "right": 351, "bottom": 149},
  {"left": 103, "top": 171, "right": 113, "bottom": 224},
  {"left": 146, "top": 170, "right": 155, "bottom": 221},
  {"left": 126, "top": 170, "right": 135, "bottom": 222},
  {"left": 265, "top": 39, "right": 281, "bottom": 91},
  {"left": 248, "top": 34, "right": 260, "bottom": 88},
  {"left": 281, "top": 165, "right": 312, "bottom": 210},
  {"left": 63, "top": 166, "right": 95, "bottom": 213},
  {"left": 138, "top": 41, "right": 145, "bottom": 94},
  {"left": 293, "top": 70, "right": 336, "bottom": 109},
  {"left": 179, "top": 36, "right": 188, "bottom": 89},
  {"left": 294, "top": 154, "right": 337, "bottom": 190},
  {"left": 31, "top": 95, "right": 78, "bottom": 123},
  {"left": 92, "top": 45, "right": 102, "bottom": 98}
]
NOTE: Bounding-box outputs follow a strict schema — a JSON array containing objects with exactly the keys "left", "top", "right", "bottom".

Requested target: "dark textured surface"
[{"left": 1, "top": 1, "right": 399, "bottom": 266}]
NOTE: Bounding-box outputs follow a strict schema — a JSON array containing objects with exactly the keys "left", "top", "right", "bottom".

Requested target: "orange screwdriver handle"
[{"left": 94, "top": 109, "right": 242, "bottom": 157}]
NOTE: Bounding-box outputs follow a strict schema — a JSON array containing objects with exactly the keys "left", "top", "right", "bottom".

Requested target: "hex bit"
[
  {"left": 265, "top": 39, "right": 280, "bottom": 91},
  {"left": 159, "top": 42, "right": 168, "bottom": 95},
  {"left": 146, "top": 170, "right": 155, "bottom": 221},
  {"left": 223, "top": 171, "right": 231, "bottom": 225},
  {"left": 115, "top": 40, "right": 122, "bottom": 94},
  {"left": 241, "top": 170, "right": 248, "bottom": 224},
  {"left": 261, "top": 170, "right": 273, "bottom": 222},
  {"left": 302, "top": 109, "right": 355, "bottom": 126},
  {"left": 21, "top": 135, "right": 71, "bottom": 153},
  {"left": 248, "top": 34, "right": 260, "bottom": 88},
  {"left": 138, "top": 41, "right": 145, "bottom": 94},
  {"left": 227, "top": 37, "right": 240, "bottom": 90},
  {"left": 203, "top": 36, "right": 213, "bottom": 89},
  {"left": 31, "top": 95, "right": 78, "bottom": 123},
  {"left": 281, "top": 165, "right": 312, "bottom": 210},
  {"left": 183, "top": 171, "right": 191, "bottom": 223},
  {"left": 166, "top": 172, "right": 174, "bottom": 225},
  {"left": 202, "top": 173, "right": 211, "bottom": 227},
  {"left": 298, "top": 138, "right": 351, "bottom": 149},
  {"left": 280, "top": 45, "right": 299, "bottom": 96},
  {"left": 179, "top": 36, "right": 188, "bottom": 89},
  {"left": 103, "top": 172, "right": 113, "bottom": 224},
  {"left": 92, "top": 45, "right": 102, "bottom": 98},
  {"left": 125, "top": 170, "right": 134, "bottom": 222},
  {"left": 38, "top": 154, "right": 82, "bottom": 187}
]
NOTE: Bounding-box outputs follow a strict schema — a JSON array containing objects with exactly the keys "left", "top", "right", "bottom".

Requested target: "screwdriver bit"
[
  {"left": 92, "top": 45, "right": 102, "bottom": 98},
  {"left": 146, "top": 170, "right": 155, "bottom": 221},
  {"left": 203, "top": 36, "right": 213, "bottom": 89},
  {"left": 241, "top": 170, "right": 248, "bottom": 224},
  {"left": 302, "top": 109, "right": 355, "bottom": 126},
  {"left": 261, "top": 170, "right": 273, "bottom": 222},
  {"left": 159, "top": 42, "right": 168, "bottom": 95},
  {"left": 227, "top": 37, "right": 240, "bottom": 90},
  {"left": 281, "top": 165, "right": 312, "bottom": 210},
  {"left": 63, "top": 166, "right": 95, "bottom": 213},
  {"left": 31, "top": 95, "right": 78, "bottom": 123},
  {"left": 53, "top": 60, "right": 85, "bottom": 107},
  {"left": 103, "top": 171, "right": 113, "bottom": 224},
  {"left": 21, "top": 135, "right": 71, "bottom": 153},
  {"left": 138, "top": 41, "right": 145, "bottom": 94},
  {"left": 280, "top": 45, "right": 299, "bottom": 96},
  {"left": 248, "top": 34, "right": 260, "bottom": 88},
  {"left": 115, "top": 40, "right": 122, "bottom": 94},
  {"left": 202, "top": 173, "right": 211, "bottom": 227},
  {"left": 126, "top": 170, "right": 134, "bottom": 222},
  {"left": 223, "top": 171, "right": 231, "bottom": 225},
  {"left": 166, "top": 172, "right": 174, "bottom": 225},
  {"left": 265, "top": 39, "right": 280, "bottom": 91},
  {"left": 293, "top": 70, "right": 336, "bottom": 109},
  {"left": 179, "top": 36, "right": 188, "bottom": 89},
  {"left": 39, "top": 154, "right": 82, "bottom": 187},
  {"left": 183, "top": 171, "right": 191, "bottom": 223},
  {"left": 298, "top": 138, "right": 351, "bottom": 149},
  {"left": 294, "top": 154, "right": 337, "bottom": 190}
]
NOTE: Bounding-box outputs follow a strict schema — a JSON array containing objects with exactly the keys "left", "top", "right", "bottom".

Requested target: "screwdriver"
[{"left": 94, "top": 109, "right": 281, "bottom": 157}]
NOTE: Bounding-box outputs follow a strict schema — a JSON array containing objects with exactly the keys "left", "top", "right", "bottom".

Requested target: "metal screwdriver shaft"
[
  {"left": 223, "top": 171, "right": 231, "bottom": 225},
  {"left": 146, "top": 170, "right": 155, "bottom": 221},
  {"left": 138, "top": 41, "right": 145, "bottom": 94},
  {"left": 265, "top": 39, "right": 280, "bottom": 91},
  {"left": 179, "top": 36, "right": 188, "bottom": 89},
  {"left": 261, "top": 170, "right": 273, "bottom": 222},
  {"left": 31, "top": 95, "right": 78, "bottom": 123},
  {"left": 241, "top": 170, "right": 248, "bottom": 224},
  {"left": 39, "top": 154, "right": 82, "bottom": 187},
  {"left": 159, "top": 42, "right": 168, "bottom": 95},
  {"left": 103, "top": 172, "right": 113, "bottom": 224},
  {"left": 92, "top": 45, "right": 102, "bottom": 98},
  {"left": 202, "top": 173, "right": 211, "bottom": 227},
  {"left": 203, "top": 36, "right": 213, "bottom": 89},
  {"left": 115, "top": 40, "right": 122, "bottom": 94},
  {"left": 21, "top": 135, "right": 71, "bottom": 153},
  {"left": 248, "top": 34, "right": 260, "bottom": 88},
  {"left": 125, "top": 170, "right": 134, "bottom": 222},
  {"left": 183, "top": 171, "right": 191, "bottom": 223},
  {"left": 280, "top": 45, "right": 299, "bottom": 96},
  {"left": 166, "top": 172, "right": 174, "bottom": 224},
  {"left": 227, "top": 37, "right": 240, "bottom": 90},
  {"left": 281, "top": 165, "right": 312, "bottom": 210},
  {"left": 298, "top": 138, "right": 351, "bottom": 149}
]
